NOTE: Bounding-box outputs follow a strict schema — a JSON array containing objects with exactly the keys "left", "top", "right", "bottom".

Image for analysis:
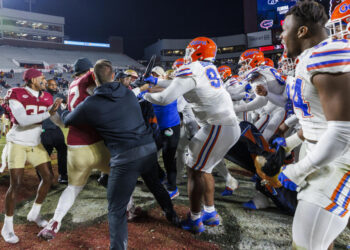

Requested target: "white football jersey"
[
  {"left": 293, "top": 39, "right": 350, "bottom": 141},
  {"left": 246, "top": 65, "right": 285, "bottom": 95},
  {"left": 295, "top": 39, "right": 350, "bottom": 217},
  {"left": 175, "top": 61, "right": 237, "bottom": 126}
]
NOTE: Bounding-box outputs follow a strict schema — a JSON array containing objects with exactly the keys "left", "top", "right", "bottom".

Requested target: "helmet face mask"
[
  {"left": 278, "top": 57, "right": 295, "bottom": 76},
  {"left": 238, "top": 59, "right": 252, "bottom": 73},
  {"left": 326, "top": 18, "right": 350, "bottom": 39},
  {"left": 327, "top": 1, "right": 350, "bottom": 40},
  {"left": 184, "top": 47, "right": 195, "bottom": 64}
]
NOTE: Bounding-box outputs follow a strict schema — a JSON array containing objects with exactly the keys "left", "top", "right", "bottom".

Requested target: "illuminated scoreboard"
[{"left": 257, "top": 0, "right": 297, "bottom": 31}]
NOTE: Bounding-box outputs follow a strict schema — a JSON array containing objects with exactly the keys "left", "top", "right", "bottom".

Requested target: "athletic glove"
[
  {"left": 144, "top": 76, "right": 158, "bottom": 85},
  {"left": 245, "top": 83, "right": 252, "bottom": 93},
  {"left": 278, "top": 167, "right": 298, "bottom": 191},
  {"left": 272, "top": 137, "right": 286, "bottom": 151}
]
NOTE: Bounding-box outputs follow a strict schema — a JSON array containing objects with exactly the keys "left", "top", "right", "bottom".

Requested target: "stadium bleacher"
[{"left": 0, "top": 45, "right": 144, "bottom": 71}]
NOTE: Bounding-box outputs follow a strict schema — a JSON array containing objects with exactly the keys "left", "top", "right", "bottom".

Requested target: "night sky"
[{"left": 3, "top": 0, "right": 331, "bottom": 59}]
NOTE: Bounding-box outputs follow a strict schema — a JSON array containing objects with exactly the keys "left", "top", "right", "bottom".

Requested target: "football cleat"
[
  {"left": 168, "top": 187, "right": 179, "bottom": 199},
  {"left": 221, "top": 186, "right": 234, "bottom": 196},
  {"left": 243, "top": 200, "right": 258, "bottom": 210},
  {"left": 37, "top": 219, "right": 61, "bottom": 240},
  {"left": 1, "top": 229, "right": 19, "bottom": 244},
  {"left": 201, "top": 210, "right": 220, "bottom": 227},
  {"left": 181, "top": 213, "right": 205, "bottom": 234}
]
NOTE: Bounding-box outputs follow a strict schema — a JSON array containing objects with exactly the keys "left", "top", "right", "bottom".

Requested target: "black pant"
[
  {"left": 158, "top": 124, "right": 180, "bottom": 191},
  {"left": 41, "top": 127, "right": 67, "bottom": 176},
  {"left": 108, "top": 152, "right": 176, "bottom": 250}
]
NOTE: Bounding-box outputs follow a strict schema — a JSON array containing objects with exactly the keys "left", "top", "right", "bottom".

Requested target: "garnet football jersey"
[
  {"left": 6, "top": 87, "right": 53, "bottom": 146},
  {"left": 67, "top": 71, "right": 102, "bottom": 146}
]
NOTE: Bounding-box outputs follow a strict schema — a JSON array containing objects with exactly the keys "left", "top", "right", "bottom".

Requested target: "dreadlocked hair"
[{"left": 286, "top": 0, "right": 328, "bottom": 28}]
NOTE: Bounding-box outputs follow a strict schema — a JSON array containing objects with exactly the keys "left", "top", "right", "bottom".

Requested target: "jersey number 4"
[
  {"left": 206, "top": 68, "right": 221, "bottom": 88},
  {"left": 292, "top": 78, "right": 312, "bottom": 117}
]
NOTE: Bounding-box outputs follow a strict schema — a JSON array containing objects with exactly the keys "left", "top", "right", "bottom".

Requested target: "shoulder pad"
[{"left": 307, "top": 39, "right": 350, "bottom": 75}]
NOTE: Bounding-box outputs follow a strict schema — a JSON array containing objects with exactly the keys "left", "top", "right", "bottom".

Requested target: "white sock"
[
  {"left": 190, "top": 211, "right": 201, "bottom": 220},
  {"left": 203, "top": 205, "right": 215, "bottom": 213},
  {"left": 28, "top": 203, "right": 42, "bottom": 219},
  {"left": 1, "top": 215, "right": 19, "bottom": 244},
  {"left": 226, "top": 175, "right": 239, "bottom": 190},
  {"left": 53, "top": 185, "right": 83, "bottom": 222},
  {"left": 2, "top": 215, "right": 14, "bottom": 233}
]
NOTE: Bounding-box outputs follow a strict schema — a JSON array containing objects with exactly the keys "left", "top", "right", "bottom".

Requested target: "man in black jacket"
[
  {"left": 41, "top": 79, "right": 68, "bottom": 183},
  {"left": 60, "top": 59, "right": 178, "bottom": 250}
]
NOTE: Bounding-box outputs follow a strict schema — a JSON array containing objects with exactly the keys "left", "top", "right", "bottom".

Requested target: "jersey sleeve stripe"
[
  {"left": 307, "top": 59, "right": 350, "bottom": 71},
  {"left": 176, "top": 72, "right": 193, "bottom": 77},
  {"left": 178, "top": 68, "right": 191, "bottom": 72},
  {"left": 310, "top": 48, "right": 350, "bottom": 58}
]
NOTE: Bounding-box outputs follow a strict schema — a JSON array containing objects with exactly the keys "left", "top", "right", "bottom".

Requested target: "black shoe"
[
  {"left": 97, "top": 173, "right": 109, "bottom": 188},
  {"left": 58, "top": 175, "right": 68, "bottom": 184},
  {"left": 166, "top": 212, "right": 181, "bottom": 228}
]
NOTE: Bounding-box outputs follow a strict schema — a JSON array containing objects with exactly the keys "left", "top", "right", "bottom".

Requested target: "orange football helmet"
[
  {"left": 217, "top": 65, "right": 232, "bottom": 81},
  {"left": 326, "top": 0, "right": 350, "bottom": 39},
  {"left": 185, "top": 37, "right": 217, "bottom": 63},
  {"left": 172, "top": 58, "right": 185, "bottom": 70},
  {"left": 238, "top": 49, "right": 265, "bottom": 72},
  {"left": 263, "top": 58, "right": 274, "bottom": 68}
]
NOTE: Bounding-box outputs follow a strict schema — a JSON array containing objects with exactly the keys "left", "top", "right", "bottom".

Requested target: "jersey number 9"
[{"left": 206, "top": 68, "right": 221, "bottom": 88}]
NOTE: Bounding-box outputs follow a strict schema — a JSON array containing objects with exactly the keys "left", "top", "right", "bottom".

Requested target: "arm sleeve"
[
  {"left": 284, "top": 114, "right": 298, "bottom": 128},
  {"left": 226, "top": 85, "right": 247, "bottom": 101},
  {"left": 267, "top": 92, "right": 287, "bottom": 107},
  {"left": 234, "top": 95, "right": 268, "bottom": 113},
  {"left": 132, "top": 87, "right": 141, "bottom": 96},
  {"left": 144, "top": 77, "right": 196, "bottom": 106},
  {"left": 60, "top": 102, "right": 88, "bottom": 126},
  {"left": 284, "top": 121, "right": 350, "bottom": 185},
  {"left": 156, "top": 79, "right": 173, "bottom": 88},
  {"left": 9, "top": 99, "right": 50, "bottom": 127}
]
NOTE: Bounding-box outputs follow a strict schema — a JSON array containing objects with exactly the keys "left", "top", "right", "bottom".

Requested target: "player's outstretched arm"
[
  {"left": 282, "top": 73, "right": 350, "bottom": 186},
  {"left": 10, "top": 99, "right": 50, "bottom": 127},
  {"left": 144, "top": 77, "right": 196, "bottom": 106},
  {"left": 234, "top": 95, "right": 268, "bottom": 113},
  {"left": 60, "top": 101, "right": 89, "bottom": 127}
]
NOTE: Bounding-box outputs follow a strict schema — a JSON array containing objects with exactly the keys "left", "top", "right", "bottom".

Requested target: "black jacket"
[
  {"left": 42, "top": 90, "right": 66, "bottom": 131},
  {"left": 61, "top": 81, "right": 156, "bottom": 166}
]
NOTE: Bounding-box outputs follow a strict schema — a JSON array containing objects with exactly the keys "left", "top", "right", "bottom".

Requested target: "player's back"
[
  {"left": 180, "top": 61, "right": 237, "bottom": 126},
  {"left": 67, "top": 71, "right": 102, "bottom": 146}
]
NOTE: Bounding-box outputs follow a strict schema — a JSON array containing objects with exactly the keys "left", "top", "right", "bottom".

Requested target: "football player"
[
  {"left": 277, "top": 1, "right": 350, "bottom": 249},
  {"left": 38, "top": 58, "right": 111, "bottom": 240},
  {"left": 234, "top": 49, "right": 286, "bottom": 141},
  {"left": 1, "top": 69, "right": 62, "bottom": 244},
  {"left": 144, "top": 37, "right": 240, "bottom": 233}
]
